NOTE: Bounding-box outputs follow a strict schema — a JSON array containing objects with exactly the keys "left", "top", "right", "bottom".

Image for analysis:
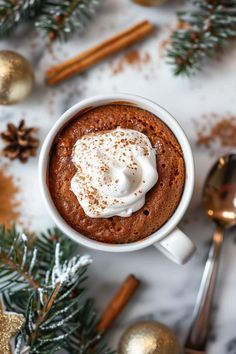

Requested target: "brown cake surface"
[{"left": 48, "top": 104, "right": 185, "bottom": 243}]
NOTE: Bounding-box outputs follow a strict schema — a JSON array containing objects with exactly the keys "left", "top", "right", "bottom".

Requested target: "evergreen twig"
[
  {"left": 0, "top": 0, "right": 101, "bottom": 41},
  {"left": 0, "top": 225, "right": 115, "bottom": 354},
  {"left": 167, "top": 0, "right": 236, "bottom": 76}
]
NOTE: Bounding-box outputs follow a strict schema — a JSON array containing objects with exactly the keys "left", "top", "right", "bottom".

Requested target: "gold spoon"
[{"left": 184, "top": 154, "right": 236, "bottom": 354}]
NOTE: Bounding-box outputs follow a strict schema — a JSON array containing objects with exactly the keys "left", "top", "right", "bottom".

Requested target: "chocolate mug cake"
[{"left": 48, "top": 104, "right": 185, "bottom": 244}]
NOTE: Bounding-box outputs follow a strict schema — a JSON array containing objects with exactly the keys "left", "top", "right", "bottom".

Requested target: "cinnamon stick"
[
  {"left": 46, "top": 20, "right": 155, "bottom": 85},
  {"left": 97, "top": 274, "right": 140, "bottom": 333}
]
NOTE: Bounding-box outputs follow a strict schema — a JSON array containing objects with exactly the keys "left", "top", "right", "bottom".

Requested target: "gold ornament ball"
[
  {"left": 118, "top": 321, "right": 181, "bottom": 354},
  {"left": 0, "top": 50, "right": 34, "bottom": 105}
]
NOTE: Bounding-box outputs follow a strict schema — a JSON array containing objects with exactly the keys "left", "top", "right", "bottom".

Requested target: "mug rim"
[{"left": 38, "top": 93, "right": 194, "bottom": 252}]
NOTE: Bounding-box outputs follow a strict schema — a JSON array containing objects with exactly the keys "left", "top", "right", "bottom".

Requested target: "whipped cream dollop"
[{"left": 70, "top": 128, "right": 158, "bottom": 218}]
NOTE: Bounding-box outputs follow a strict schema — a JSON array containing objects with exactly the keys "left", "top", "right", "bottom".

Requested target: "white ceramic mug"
[{"left": 39, "top": 94, "right": 195, "bottom": 264}]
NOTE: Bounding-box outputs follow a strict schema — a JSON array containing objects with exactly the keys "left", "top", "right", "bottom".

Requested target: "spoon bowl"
[{"left": 202, "top": 154, "right": 236, "bottom": 228}]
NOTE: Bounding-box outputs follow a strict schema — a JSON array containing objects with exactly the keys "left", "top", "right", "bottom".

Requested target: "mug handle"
[{"left": 153, "top": 227, "right": 196, "bottom": 265}]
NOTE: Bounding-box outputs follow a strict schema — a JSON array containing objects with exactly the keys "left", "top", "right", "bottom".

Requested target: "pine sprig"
[
  {"left": 0, "top": 0, "right": 42, "bottom": 37},
  {"left": 0, "top": 0, "right": 101, "bottom": 41},
  {"left": 167, "top": 0, "right": 236, "bottom": 76},
  {"left": 0, "top": 225, "right": 115, "bottom": 354},
  {"left": 35, "top": 0, "right": 100, "bottom": 41}
]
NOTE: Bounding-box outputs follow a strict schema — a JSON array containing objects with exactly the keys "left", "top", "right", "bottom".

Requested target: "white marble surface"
[{"left": 1, "top": 1, "right": 236, "bottom": 353}]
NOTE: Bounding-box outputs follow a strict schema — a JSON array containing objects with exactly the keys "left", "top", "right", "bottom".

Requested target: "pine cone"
[{"left": 1, "top": 120, "right": 39, "bottom": 163}]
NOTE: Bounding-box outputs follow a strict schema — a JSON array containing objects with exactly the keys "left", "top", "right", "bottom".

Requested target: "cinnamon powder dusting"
[
  {"left": 111, "top": 49, "right": 151, "bottom": 75},
  {"left": 195, "top": 115, "right": 236, "bottom": 154},
  {"left": 0, "top": 168, "right": 20, "bottom": 228}
]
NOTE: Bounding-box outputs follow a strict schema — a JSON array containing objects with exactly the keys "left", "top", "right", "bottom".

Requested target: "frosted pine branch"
[
  {"left": 167, "top": 0, "right": 236, "bottom": 75},
  {"left": 0, "top": 0, "right": 101, "bottom": 41},
  {"left": 0, "top": 225, "right": 114, "bottom": 354}
]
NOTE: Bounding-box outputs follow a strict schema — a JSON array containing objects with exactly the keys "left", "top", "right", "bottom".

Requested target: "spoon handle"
[{"left": 184, "top": 225, "right": 224, "bottom": 353}]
